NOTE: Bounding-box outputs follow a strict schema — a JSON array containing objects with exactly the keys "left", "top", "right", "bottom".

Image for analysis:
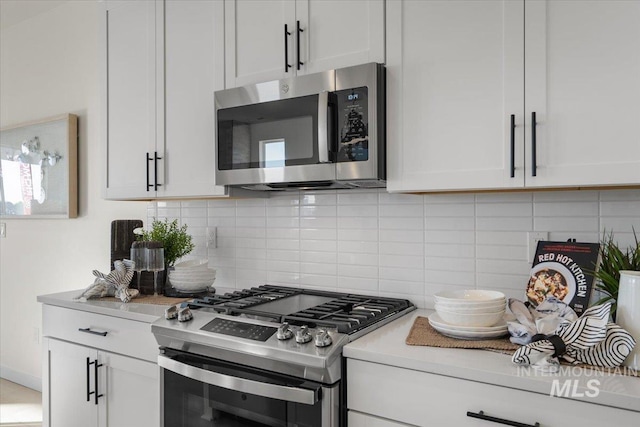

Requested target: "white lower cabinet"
[
  {"left": 348, "top": 359, "right": 638, "bottom": 427},
  {"left": 42, "top": 306, "right": 159, "bottom": 427}
]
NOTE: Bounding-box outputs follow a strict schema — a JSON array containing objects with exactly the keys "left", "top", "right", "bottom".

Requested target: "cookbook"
[{"left": 527, "top": 240, "right": 600, "bottom": 316}]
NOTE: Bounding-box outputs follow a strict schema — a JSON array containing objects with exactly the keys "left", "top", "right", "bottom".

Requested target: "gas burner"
[{"left": 183, "top": 285, "right": 413, "bottom": 335}]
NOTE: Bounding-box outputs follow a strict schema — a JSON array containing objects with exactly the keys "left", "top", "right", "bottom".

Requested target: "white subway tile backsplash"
[
  {"left": 476, "top": 259, "right": 532, "bottom": 276},
  {"left": 476, "top": 244, "right": 528, "bottom": 261},
  {"left": 380, "top": 216, "right": 424, "bottom": 230},
  {"left": 337, "top": 240, "right": 379, "bottom": 254},
  {"left": 476, "top": 202, "right": 532, "bottom": 218},
  {"left": 534, "top": 217, "right": 599, "bottom": 232},
  {"left": 424, "top": 243, "right": 475, "bottom": 258},
  {"left": 380, "top": 229, "right": 423, "bottom": 243},
  {"left": 533, "top": 191, "right": 598, "bottom": 202},
  {"left": 600, "top": 200, "right": 640, "bottom": 217},
  {"left": 380, "top": 241, "right": 423, "bottom": 256},
  {"left": 337, "top": 192, "right": 377, "bottom": 205},
  {"left": 599, "top": 189, "right": 640, "bottom": 201},
  {"left": 149, "top": 188, "right": 639, "bottom": 301},
  {"left": 476, "top": 193, "right": 532, "bottom": 203},
  {"left": 425, "top": 217, "right": 475, "bottom": 231},
  {"left": 425, "top": 230, "right": 475, "bottom": 244},
  {"left": 476, "top": 231, "right": 525, "bottom": 246},
  {"left": 534, "top": 202, "right": 598, "bottom": 217},
  {"left": 425, "top": 270, "right": 475, "bottom": 287},
  {"left": 300, "top": 251, "right": 337, "bottom": 264},
  {"left": 300, "top": 238, "right": 338, "bottom": 252},
  {"left": 477, "top": 273, "right": 528, "bottom": 290},
  {"left": 476, "top": 217, "right": 533, "bottom": 231},
  {"left": 425, "top": 256, "right": 474, "bottom": 272}
]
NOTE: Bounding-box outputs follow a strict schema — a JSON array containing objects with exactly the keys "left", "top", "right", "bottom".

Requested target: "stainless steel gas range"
[{"left": 151, "top": 285, "right": 415, "bottom": 427}]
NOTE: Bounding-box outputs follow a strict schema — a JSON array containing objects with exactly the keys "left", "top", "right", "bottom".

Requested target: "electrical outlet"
[
  {"left": 527, "top": 231, "right": 549, "bottom": 261},
  {"left": 207, "top": 227, "right": 217, "bottom": 249},
  {"left": 0, "top": 222, "right": 5, "bottom": 238}
]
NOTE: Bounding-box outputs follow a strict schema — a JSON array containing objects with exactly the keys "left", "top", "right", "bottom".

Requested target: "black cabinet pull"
[
  {"left": 296, "top": 20, "right": 304, "bottom": 70},
  {"left": 467, "top": 410, "right": 540, "bottom": 427},
  {"left": 86, "top": 357, "right": 91, "bottom": 402},
  {"left": 284, "top": 24, "right": 292, "bottom": 72},
  {"left": 153, "top": 151, "right": 162, "bottom": 191},
  {"left": 531, "top": 111, "right": 537, "bottom": 177},
  {"left": 146, "top": 152, "right": 153, "bottom": 191},
  {"left": 79, "top": 327, "right": 108, "bottom": 337},
  {"left": 93, "top": 358, "right": 104, "bottom": 405},
  {"left": 510, "top": 114, "right": 516, "bottom": 178}
]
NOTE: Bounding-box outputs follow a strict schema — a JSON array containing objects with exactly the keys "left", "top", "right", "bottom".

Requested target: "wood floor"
[{"left": 0, "top": 379, "right": 42, "bottom": 427}]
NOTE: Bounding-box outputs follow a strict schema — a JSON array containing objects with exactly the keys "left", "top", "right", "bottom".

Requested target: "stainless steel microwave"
[{"left": 215, "top": 63, "right": 385, "bottom": 191}]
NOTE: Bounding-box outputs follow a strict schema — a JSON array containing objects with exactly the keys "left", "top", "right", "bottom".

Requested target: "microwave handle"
[
  {"left": 158, "top": 354, "right": 318, "bottom": 405},
  {"left": 318, "top": 91, "right": 330, "bottom": 163}
]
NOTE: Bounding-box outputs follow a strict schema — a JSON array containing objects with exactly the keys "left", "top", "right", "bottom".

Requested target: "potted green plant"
[
  {"left": 591, "top": 229, "right": 640, "bottom": 317},
  {"left": 137, "top": 219, "right": 195, "bottom": 268}
]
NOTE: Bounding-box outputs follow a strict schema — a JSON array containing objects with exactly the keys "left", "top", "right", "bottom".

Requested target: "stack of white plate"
[
  {"left": 168, "top": 259, "right": 216, "bottom": 293},
  {"left": 430, "top": 290, "right": 508, "bottom": 340}
]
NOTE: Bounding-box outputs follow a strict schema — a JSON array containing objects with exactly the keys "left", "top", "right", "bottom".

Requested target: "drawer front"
[
  {"left": 348, "top": 359, "right": 638, "bottom": 427},
  {"left": 43, "top": 305, "right": 159, "bottom": 362},
  {"left": 349, "top": 411, "right": 414, "bottom": 427}
]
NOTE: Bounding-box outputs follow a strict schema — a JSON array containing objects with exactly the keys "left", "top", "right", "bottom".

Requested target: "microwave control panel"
[{"left": 336, "top": 86, "right": 368, "bottom": 163}]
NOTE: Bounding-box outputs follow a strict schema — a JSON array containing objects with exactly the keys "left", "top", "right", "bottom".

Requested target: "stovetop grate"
[{"left": 185, "top": 285, "right": 413, "bottom": 334}]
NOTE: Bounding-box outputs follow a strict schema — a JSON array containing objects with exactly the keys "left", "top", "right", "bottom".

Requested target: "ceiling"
[{"left": 0, "top": 0, "right": 68, "bottom": 31}]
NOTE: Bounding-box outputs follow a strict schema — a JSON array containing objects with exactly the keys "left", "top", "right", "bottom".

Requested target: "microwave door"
[{"left": 216, "top": 93, "right": 335, "bottom": 187}]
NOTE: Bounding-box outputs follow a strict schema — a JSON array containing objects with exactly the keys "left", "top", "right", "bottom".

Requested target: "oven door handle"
[{"left": 158, "top": 355, "right": 319, "bottom": 405}]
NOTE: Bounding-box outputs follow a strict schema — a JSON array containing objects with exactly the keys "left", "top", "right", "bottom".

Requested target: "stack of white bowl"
[
  {"left": 168, "top": 259, "right": 216, "bottom": 293},
  {"left": 429, "top": 290, "right": 508, "bottom": 340}
]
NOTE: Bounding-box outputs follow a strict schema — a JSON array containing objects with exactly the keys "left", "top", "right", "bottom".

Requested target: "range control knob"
[
  {"left": 276, "top": 322, "right": 293, "bottom": 340},
  {"left": 314, "top": 329, "right": 333, "bottom": 348},
  {"left": 177, "top": 307, "right": 193, "bottom": 322},
  {"left": 165, "top": 305, "right": 178, "bottom": 320},
  {"left": 295, "top": 325, "right": 312, "bottom": 344}
]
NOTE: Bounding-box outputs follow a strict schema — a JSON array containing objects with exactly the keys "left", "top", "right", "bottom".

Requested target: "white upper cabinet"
[
  {"left": 103, "top": 0, "right": 226, "bottom": 200},
  {"left": 386, "top": 0, "right": 524, "bottom": 192},
  {"left": 224, "top": 0, "right": 385, "bottom": 88},
  {"left": 161, "top": 0, "right": 226, "bottom": 197},
  {"left": 388, "top": 0, "right": 640, "bottom": 193},
  {"left": 103, "top": 0, "right": 156, "bottom": 199},
  {"left": 524, "top": 0, "right": 640, "bottom": 188}
]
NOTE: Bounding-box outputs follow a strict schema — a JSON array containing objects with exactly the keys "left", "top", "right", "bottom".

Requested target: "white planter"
[{"left": 617, "top": 270, "right": 640, "bottom": 370}]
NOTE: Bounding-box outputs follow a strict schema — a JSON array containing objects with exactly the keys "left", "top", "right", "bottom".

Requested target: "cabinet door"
[
  {"left": 99, "top": 351, "right": 158, "bottom": 427},
  {"left": 525, "top": 0, "right": 640, "bottom": 188},
  {"left": 295, "top": 0, "right": 385, "bottom": 75},
  {"left": 386, "top": 0, "right": 525, "bottom": 193},
  {"left": 160, "top": 0, "right": 227, "bottom": 197},
  {"left": 103, "top": 0, "right": 157, "bottom": 199},
  {"left": 45, "top": 338, "right": 98, "bottom": 427},
  {"left": 225, "top": 0, "right": 296, "bottom": 87}
]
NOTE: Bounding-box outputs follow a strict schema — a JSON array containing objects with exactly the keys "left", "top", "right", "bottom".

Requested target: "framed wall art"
[{"left": 0, "top": 114, "right": 78, "bottom": 218}]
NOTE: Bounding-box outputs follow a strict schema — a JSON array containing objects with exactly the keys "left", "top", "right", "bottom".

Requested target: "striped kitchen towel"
[{"left": 512, "top": 303, "right": 636, "bottom": 370}]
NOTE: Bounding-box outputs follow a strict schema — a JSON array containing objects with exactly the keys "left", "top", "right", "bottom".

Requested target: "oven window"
[
  {"left": 218, "top": 95, "right": 319, "bottom": 170},
  {"left": 162, "top": 352, "right": 325, "bottom": 427}
]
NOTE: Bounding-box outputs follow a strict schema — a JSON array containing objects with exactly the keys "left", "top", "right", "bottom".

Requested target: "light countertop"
[
  {"left": 344, "top": 309, "right": 640, "bottom": 413},
  {"left": 37, "top": 287, "right": 235, "bottom": 323},
  {"left": 37, "top": 290, "right": 174, "bottom": 322}
]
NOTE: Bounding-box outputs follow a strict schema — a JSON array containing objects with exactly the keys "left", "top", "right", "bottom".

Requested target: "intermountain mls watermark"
[{"left": 516, "top": 366, "right": 638, "bottom": 398}]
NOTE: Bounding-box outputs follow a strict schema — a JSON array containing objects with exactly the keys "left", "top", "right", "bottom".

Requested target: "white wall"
[
  {"left": 0, "top": 1, "right": 147, "bottom": 390},
  {"left": 151, "top": 188, "right": 640, "bottom": 309}
]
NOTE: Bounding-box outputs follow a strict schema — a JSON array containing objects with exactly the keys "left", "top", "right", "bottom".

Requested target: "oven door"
[{"left": 158, "top": 349, "right": 339, "bottom": 427}]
